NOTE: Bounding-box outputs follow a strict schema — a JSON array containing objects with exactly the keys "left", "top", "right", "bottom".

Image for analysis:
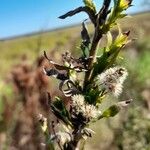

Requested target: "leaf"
[
  {"left": 81, "top": 21, "right": 91, "bottom": 47},
  {"left": 113, "top": 25, "right": 129, "bottom": 45},
  {"left": 114, "top": 31, "right": 130, "bottom": 48},
  {"left": 43, "top": 68, "right": 68, "bottom": 80},
  {"left": 83, "top": 0, "right": 96, "bottom": 12},
  {"left": 44, "top": 51, "right": 71, "bottom": 71},
  {"left": 113, "top": 0, "right": 132, "bottom": 10},
  {"left": 51, "top": 99, "right": 72, "bottom": 127},
  {"left": 92, "top": 49, "right": 110, "bottom": 78},
  {"left": 53, "top": 97, "right": 70, "bottom": 118},
  {"left": 59, "top": 7, "right": 96, "bottom": 25},
  {"left": 51, "top": 105, "right": 70, "bottom": 126},
  {"left": 98, "top": 105, "right": 120, "bottom": 119},
  {"left": 97, "top": 0, "right": 111, "bottom": 27},
  {"left": 107, "top": 29, "right": 130, "bottom": 54},
  {"left": 81, "top": 21, "right": 91, "bottom": 57},
  {"left": 118, "top": 13, "right": 127, "bottom": 19},
  {"left": 44, "top": 51, "right": 88, "bottom": 72},
  {"left": 59, "top": 7, "right": 85, "bottom": 19},
  {"left": 85, "top": 88, "right": 100, "bottom": 104},
  {"left": 106, "top": 0, "right": 132, "bottom": 30},
  {"left": 119, "top": 0, "right": 132, "bottom": 9},
  {"left": 98, "top": 99, "right": 133, "bottom": 119},
  {"left": 92, "top": 27, "right": 130, "bottom": 79}
]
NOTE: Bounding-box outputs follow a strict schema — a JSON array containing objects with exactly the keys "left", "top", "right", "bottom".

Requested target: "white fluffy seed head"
[
  {"left": 95, "top": 66, "right": 128, "bottom": 97},
  {"left": 71, "top": 94, "right": 101, "bottom": 119},
  {"left": 72, "top": 94, "right": 84, "bottom": 106}
]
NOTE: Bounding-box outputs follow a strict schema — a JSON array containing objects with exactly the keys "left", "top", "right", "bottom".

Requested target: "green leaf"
[
  {"left": 98, "top": 105, "right": 120, "bottom": 119},
  {"left": 106, "top": 0, "right": 132, "bottom": 30},
  {"left": 98, "top": 99, "right": 132, "bottom": 119},
  {"left": 112, "top": 26, "right": 130, "bottom": 48},
  {"left": 51, "top": 104, "right": 72, "bottom": 127},
  {"left": 92, "top": 49, "right": 110, "bottom": 78},
  {"left": 53, "top": 97, "right": 69, "bottom": 118},
  {"left": 51, "top": 97, "right": 72, "bottom": 126},
  {"left": 81, "top": 21, "right": 91, "bottom": 57},
  {"left": 118, "top": 13, "right": 127, "bottom": 19},
  {"left": 83, "top": 0, "right": 96, "bottom": 12},
  {"left": 85, "top": 87, "right": 100, "bottom": 104},
  {"left": 81, "top": 43, "right": 90, "bottom": 57},
  {"left": 69, "top": 69, "right": 77, "bottom": 81},
  {"left": 91, "top": 27, "right": 130, "bottom": 79},
  {"left": 119, "top": 0, "right": 132, "bottom": 10}
]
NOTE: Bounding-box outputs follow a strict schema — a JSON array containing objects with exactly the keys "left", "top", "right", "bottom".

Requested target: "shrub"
[{"left": 40, "top": 0, "right": 133, "bottom": 149}]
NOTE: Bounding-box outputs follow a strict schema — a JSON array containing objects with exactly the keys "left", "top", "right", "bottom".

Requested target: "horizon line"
[{"left": 0, "top": 10, "right": 149, "bottom": 41}]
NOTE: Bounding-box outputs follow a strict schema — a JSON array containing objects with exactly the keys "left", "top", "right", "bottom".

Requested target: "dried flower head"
[
  {"left": 51, "top": 131, "right": 72, "bottom": 145},
  {"left": 95, "top": 66, "right": 128, "bottom": 97},
  {"left": 71, "top": 94, "right": 101, "bottom": 119}
]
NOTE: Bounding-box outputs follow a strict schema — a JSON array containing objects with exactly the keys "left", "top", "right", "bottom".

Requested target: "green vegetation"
[
  {"left": 0, "top": 10, "right": 149, "bottom": 149},
  {"left": 0, "top": 12, "right": 149, "bottom": 78}
]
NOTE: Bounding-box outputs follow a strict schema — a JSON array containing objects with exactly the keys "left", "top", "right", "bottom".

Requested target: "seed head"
[
  {"left": 71, "top": 94, "right": 101, "bottom": 119},
  {"left": 95, "top": 66, "right": 128, "bottom": 97}
]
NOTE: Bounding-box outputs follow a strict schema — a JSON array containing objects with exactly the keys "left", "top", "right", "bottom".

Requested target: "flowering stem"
[{"left": 41, "top": 0, "right": 133, "bottom": 149}]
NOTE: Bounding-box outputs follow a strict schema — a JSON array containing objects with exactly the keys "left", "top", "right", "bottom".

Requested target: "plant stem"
[
  {"left": 65, "top": 127, "right": 83, "bottom": 150},
  {"left": 84, "top": 0, "right": 111, "bottom": 88},
  {"left": 84, "top": 29, "right": 103, "bottom": 83}
]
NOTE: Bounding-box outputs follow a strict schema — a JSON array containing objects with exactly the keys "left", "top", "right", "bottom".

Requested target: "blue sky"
[{"left": 0, "top": 0, "right": 148, "bottom": 39}]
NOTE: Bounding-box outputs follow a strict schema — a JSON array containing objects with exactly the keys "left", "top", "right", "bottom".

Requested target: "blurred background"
[{"left": 0, "top": 0, "right": 150, "bottom": 149}]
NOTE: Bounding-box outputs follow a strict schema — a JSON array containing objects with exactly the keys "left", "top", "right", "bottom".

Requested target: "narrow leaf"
[
  {"left": 51, "top": 104, "right": 72, "bottom": 127},
  {"left": 81, "top": 21, "right": 91, "bottom": 57},
  {"left": 59, "top": 7, "right": 85, "bottom": 19},
  {"left": 81, "top": 21, "right": 91, "bottom": 47},
  {"left": 59, "top": 7, "right": 96, "bottom": 25},
  {"left": 44, "top": 51, "right": 87, "bottom": 72},
  {"left": 44, "top": 51, "right": 71, "bottom": 70}
]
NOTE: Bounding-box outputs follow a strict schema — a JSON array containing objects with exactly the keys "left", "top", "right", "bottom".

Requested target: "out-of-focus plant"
[
  {"left": 112, "top": 41, "right": 150, "bottom": 150},
  {"left": 120, "top": 108, "right": 150, "bottom": 150},
  {"left": 40, "top": 0, "right": 133, "bottom": 149},
  {"left": 0, "top": 81, "right": 14, "bottom": 128}
]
